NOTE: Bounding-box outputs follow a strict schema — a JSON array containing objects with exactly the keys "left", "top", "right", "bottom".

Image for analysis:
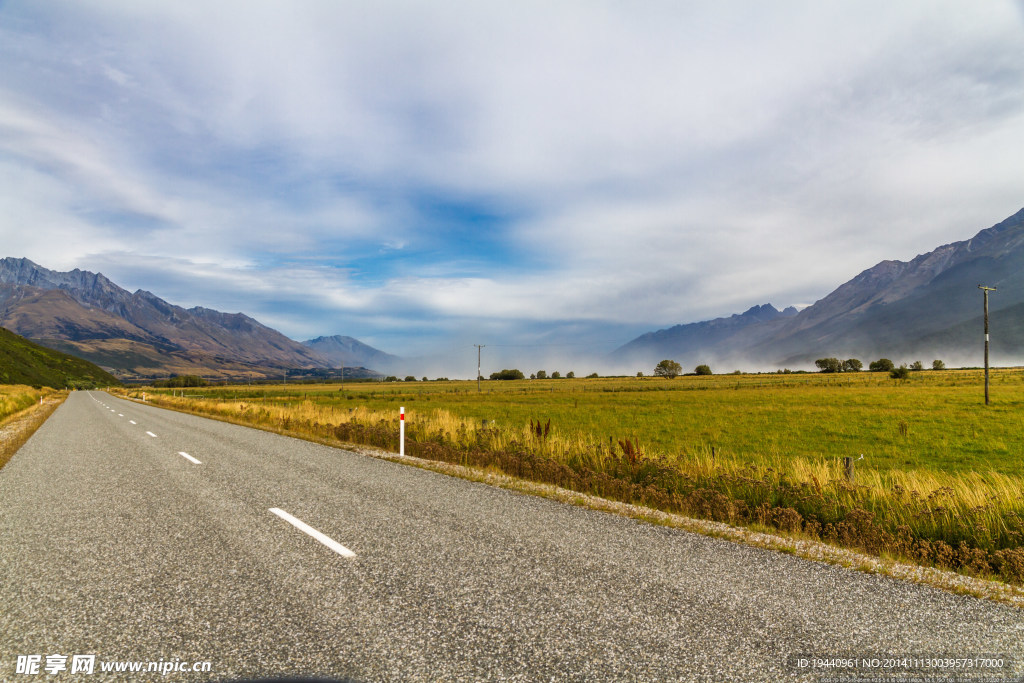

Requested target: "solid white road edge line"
[
  {"left": 146, "top": 431, "right": 157, "bottom": 438},
  {"left": 268, "top": 508, "right": 357, "bottom": 559},
  {"left": 178, "top": 451, "right": 202, "bottom": 465}
]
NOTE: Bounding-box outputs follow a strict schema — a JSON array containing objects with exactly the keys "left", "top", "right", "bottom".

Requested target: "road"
[{"left": 1, "top": 391, "right": 1022, "bottom": 682}]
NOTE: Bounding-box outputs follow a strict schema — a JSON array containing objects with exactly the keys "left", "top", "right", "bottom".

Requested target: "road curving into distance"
[{"left": 1, "top": 391, "right": 1022, "bottom": 681}]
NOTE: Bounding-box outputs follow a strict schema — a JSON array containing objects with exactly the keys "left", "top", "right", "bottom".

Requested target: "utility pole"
[
  {"left": 474, "top": 344, "right": 485, "bottom": 392},
  {"left": 979, "top": 285, "right": 996, "bottom": 405}
]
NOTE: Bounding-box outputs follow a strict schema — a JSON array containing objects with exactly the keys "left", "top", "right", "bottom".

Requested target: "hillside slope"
[{"left": 0, "top": 326, "right": 120, "bottom": 388}]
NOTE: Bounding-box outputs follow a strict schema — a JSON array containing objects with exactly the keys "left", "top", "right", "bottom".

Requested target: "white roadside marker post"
[{"left": 400, "top": 406, "right": 405, "bottom": 457}]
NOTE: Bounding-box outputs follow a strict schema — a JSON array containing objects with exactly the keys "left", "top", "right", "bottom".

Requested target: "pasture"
[{"left": 143, "top": 369, "right": 1024, "bottom": 474}]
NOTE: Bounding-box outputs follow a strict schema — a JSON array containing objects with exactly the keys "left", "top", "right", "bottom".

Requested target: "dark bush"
[
  {"left": 869, "top": 358, "right": 895, "bottom": 372},
  {"left": 489, "top": 369, "right": 525, "bottom": 380}
]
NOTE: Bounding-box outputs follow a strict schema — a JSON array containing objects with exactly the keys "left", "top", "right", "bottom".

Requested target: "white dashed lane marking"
[
  {"left": 269, "top": 508, "right": 356, "bottom": 559},
  {"left": 95, "top": 394, "right": 355, "bottom": 563}
]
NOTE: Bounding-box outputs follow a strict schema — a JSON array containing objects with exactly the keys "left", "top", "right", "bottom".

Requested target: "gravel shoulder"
[{"left": 0, "top": 393, "right": 65, "bottom": 470}]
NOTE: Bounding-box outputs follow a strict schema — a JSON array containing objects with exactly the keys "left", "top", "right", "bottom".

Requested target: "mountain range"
[
  {"left": 3, "top": 206, "right": 1022, "bottom": 380},
  {"left": 0, "top": 258, "right": 397, "bottom": 380},
  {"left": 615, "top": 304, "right": 799, "bottom": 363},
  {"left": 615, "top": 206, "right": 1024, "bottom": 369}
]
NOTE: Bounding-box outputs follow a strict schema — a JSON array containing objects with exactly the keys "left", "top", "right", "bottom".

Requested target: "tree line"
[
  {"left": 489, "top": 369, "right": 578, "bottom": 380},
  {"left": 647, "top": 357, "right": 949, "bottom": 380},
  {"left": 815, "top": 357, "right": 945, "bottom": 376}
]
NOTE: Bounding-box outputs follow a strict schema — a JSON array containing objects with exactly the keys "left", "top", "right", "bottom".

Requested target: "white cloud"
[{"left": 1, "top": 0, "right": 1023, "bottom": 360}]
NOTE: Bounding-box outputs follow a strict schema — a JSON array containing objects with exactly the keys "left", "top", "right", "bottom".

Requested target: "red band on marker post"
[{"left": 400, "top": 406, "right": 405, "bottom": 457}]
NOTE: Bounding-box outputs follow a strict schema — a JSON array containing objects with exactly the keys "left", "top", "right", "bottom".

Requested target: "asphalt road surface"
[{"left": 1, "top": 391, "right": 1022, "bottom": 682}]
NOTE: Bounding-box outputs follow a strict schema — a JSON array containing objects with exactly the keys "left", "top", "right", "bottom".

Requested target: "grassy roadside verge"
[
  {"left": 0, "top": 386, "right": 66, "bottom": 471},
  {"left": 118, "top": 380, "right": 1024, "bottom": 591}
]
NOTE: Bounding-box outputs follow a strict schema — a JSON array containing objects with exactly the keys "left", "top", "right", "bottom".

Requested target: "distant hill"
[
  {"left": 615, "top": 206, "right": 1024, "bottom": 369},
  {"left": 302, "top": 335, "right": 402, "bottom": 373},
  {"left": 614, "top": 304, "right": 797, "bottom": 365},
  {"left": 0, "top": 258, "right": 333, "bottom": 380},
  {"left": 0, "top": 326, "right": 120, "bottom": 388}
]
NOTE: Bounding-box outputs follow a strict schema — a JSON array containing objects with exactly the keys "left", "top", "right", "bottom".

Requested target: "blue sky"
[{"left": 2, "top": 1, "right": 1024, "bottom": 375}]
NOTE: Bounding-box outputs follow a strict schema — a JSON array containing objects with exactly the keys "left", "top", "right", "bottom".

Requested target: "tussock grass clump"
[
  {"left": 0, "top": 385, "right": 49, "bottom": 424},
  {"left": 0, "top": 385, "right": 61, "bottom": 471},
  {"left": 122, "top": 372, "right": 1024, "bottom": 585}
]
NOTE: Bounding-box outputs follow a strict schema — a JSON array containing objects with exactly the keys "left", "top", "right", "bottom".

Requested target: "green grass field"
[
  {"left": 154, "top": 369, "right": 1024, "bottom": 475},
  {"left": 123, "top": 368, "right": 1024, "bottom": 583}
]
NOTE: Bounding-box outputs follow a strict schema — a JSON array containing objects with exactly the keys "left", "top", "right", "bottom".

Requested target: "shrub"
[
  {"left": 932, "top": 360, "right": 945, "bottom": 370},
  {"left": 490, "top": 369, "right": 525, "bottom": 380},
  {"left": 869, "top": 358, "right": 895, "bottom": 372},
  {"left": 694, "top": 364, "right": 712, "bottom": 376},
  {"left": 891, "top": 365, "right": 910, "bottom": 380}
]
